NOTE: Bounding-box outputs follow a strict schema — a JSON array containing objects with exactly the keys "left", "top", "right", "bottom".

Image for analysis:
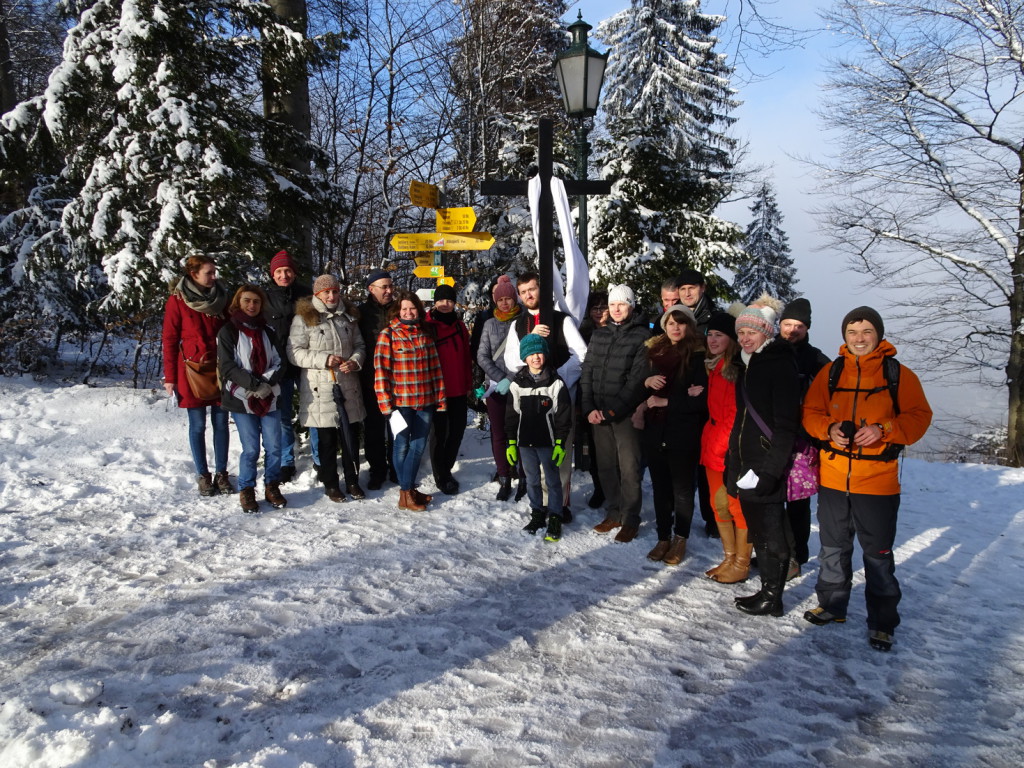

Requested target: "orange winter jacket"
[{"left": 802, "top": 340, "right": 932, "bottom": 495}]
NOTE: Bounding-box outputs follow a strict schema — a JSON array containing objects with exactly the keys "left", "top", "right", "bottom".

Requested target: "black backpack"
[{"left": 827, "top": 355, "right": 901, "bottom": 415}]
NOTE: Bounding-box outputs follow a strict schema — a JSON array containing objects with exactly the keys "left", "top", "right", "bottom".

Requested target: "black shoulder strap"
[{"left": 828, "top": 355, "right": 901, "bottom": 415}]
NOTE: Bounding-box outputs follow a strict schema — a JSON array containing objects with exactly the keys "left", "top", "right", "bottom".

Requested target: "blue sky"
[{"left": 558, "top": 1, "right": 1004, "bottom": 441}]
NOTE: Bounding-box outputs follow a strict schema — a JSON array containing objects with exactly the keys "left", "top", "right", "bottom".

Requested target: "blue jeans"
[
  {"left": 232, "top": 411, "right": 283, "bottom": 490},
  {"left": 278, "top": 375, "right": 297, "bottom": 468},
  {"left": 520, "top": 446, "right": 563, "bottom": 514},
  {"left": 392, "top": 407, "right": 433, "bottom": 491},
  {"left": 187, "top": 405, "right": 229, "bottom": 476}
]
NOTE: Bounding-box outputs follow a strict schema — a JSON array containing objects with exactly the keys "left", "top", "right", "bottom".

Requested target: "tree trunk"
[
  {"left": 0, "top": 0, "right": 15, "bottom": 116},
  {"left": 263, "top": 0, "right": 312, "bottom": 277},
  {"left": 1008, "top": 155, "right": 1024, "bottom": 467}
]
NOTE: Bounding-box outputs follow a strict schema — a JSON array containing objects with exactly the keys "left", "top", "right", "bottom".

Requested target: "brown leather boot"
[
  {"left": 410, "top": 487, "right": 432, "bottom": 505},
  {"left": 706, "top": 520, "right": 737, "bottom": 578},
  {"left": 662, "top": 535, "right": 687, "bottom": 565},
  {"left": 647, "top": 540, "right": 671, "bottom": 561},
  {"left": 239, "top": 487, "right": 259, "bottom": 513},
  {"left": 399, "top": 489, "right": 425, "bottom": 511},
  {"left": 264, "top": 482, "right": 287, "bottom": 509},
  {"left": 713, "top": 527, "right": 752, "bottom": 583}
]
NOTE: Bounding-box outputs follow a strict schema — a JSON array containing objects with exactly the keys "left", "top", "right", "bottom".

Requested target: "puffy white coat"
[{"left": 287, "top": 297, "right": 367, "bottom": 428}]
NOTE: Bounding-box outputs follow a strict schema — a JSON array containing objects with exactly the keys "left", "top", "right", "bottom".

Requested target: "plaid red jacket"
[{"left": 374, "top": 319, "right": 446, "bottom": 414}]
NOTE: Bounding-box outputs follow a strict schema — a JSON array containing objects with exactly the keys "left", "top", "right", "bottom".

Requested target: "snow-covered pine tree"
[
  {"left": 446, "top": 0, "right": 568, "bottom": 307},
  {"left": 590, "top": 0, "right": 741, "bottom": 309},
  {"left": 1, "top": 0, "right": 337, "bottom": 318},
  {"left": 734, "top": 181, "right": 797, "bottom": 305}
]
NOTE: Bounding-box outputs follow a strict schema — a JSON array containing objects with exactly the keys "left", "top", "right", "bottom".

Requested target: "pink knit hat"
[{"left": 492, "top": 275, "right": 517, "bottom": 302}]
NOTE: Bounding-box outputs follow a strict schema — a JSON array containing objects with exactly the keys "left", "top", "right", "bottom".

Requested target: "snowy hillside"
[{"left": 0, "top": 378, "right": 1022, "bottom": 767}]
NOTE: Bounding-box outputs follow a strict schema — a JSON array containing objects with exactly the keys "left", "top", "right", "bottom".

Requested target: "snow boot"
[
  {"left": 523, "top": 508, "right": 547, "bottom": 534},
  {"left": 197, "top": 473, "right": 216, "bottom": 497},
  {"left": 496, "top": 475, "right": 513, "bottom": 501},
  {"left": 647, "top": 540, "right": 671, "bottom": 562},
  {"left": 544, "top": 513, "right": 563, "bottom": 542},
  {"left": 706, "top": 519, "right": 736, "bottom": 578},
  {"left": 410, "top": 487, "right": 432, "bottom": 505},
  {"left": 399, "top": 489, "right": 425, "bottom": 512},
  {"left": 239, "top": 487, "right": 259, "bottom": 514},
  {"left": 662, "top": 535, "right": 688, "bottom": 566},
  {"left": 264, "top": 482, "right": 287, "bottom": 509},
  {"left": 736, "top": 551, "right": 787, "bottom": 617},
  {"left": 278, "top": 465, "right": 296, "bottom": 484},
  {"left": 714, "top": 528, "right": 752, "bottom": 584},
  {"left": 214, "top": 471, "right": 234, "bottom": 494},
  {"left": 869, "top": 630, "right": 894, "bottom": 652}
]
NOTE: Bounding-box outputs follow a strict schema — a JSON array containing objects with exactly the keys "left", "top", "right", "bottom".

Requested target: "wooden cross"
[{"left": 480, "top": 118, "right": 611, "bottom": 326}]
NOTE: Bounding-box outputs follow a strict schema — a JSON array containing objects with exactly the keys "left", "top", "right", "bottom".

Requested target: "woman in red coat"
[
  {"left": 162, "top": 254, "right": 232, "bottom": 497},
  {"left": 424, "top": 284, "right": 472, "bottom": 495},
  {"left": 700, "top": 311, "right": 750, "bottom": 583}
]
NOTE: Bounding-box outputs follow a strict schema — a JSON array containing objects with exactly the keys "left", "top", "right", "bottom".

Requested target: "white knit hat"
[{"left": 607, "top": 284, "right": 635, "bottom": 307}]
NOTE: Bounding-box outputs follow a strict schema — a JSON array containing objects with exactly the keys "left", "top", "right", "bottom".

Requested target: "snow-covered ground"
[{"left": 0, "top": 377, "right": 1022, "bottom": 767}]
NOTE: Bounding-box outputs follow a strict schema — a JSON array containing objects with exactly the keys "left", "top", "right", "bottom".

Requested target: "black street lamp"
[{"left": 554, "top": 12, "right": 609, "bottom": 257}]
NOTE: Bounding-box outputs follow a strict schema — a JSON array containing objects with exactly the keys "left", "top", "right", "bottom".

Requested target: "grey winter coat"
[
  {"left": 287, "top": 296, "right": 367, "bottom": 428},
  {"left": 476, "top": 310, "right": 519, "bottom": 385}
]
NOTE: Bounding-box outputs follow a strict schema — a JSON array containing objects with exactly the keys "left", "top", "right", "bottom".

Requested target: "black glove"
[{"left": 755, "top": 472, "right": 779, "bottom": 496}]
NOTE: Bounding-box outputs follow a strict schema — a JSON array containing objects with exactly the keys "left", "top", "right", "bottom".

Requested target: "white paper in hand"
[
  {"left": 389, "top": 409, "right": 408, "bottom": 435},
  {"left": 736, "top": 469, "right": 760, "bottom": 490}
]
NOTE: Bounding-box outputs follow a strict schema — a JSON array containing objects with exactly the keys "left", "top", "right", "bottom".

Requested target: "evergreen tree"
[
  {"left": 0, "top": 0, "right": 339, "bottom": 318},
  {"left": 445, "top": 0, "right": 568, "bottom": 306},
  {"left": 734, "top": 182, "right": 797, "bottom": 305},
  {"left": 589, "top": 0, "right": 742, "bottom": 308}
]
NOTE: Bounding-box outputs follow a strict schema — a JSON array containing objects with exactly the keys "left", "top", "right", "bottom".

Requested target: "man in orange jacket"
[{"left": 801, "top": 307, "right": 932, "bottom": 652}]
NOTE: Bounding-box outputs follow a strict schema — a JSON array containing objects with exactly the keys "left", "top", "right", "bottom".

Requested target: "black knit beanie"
[
  {"left": 842, "top": 306, "right": 884, "bottom": 339},
  {"left": 706, "top": 311, "right": 738, "bottom": 341},
  {"left": 781, "top": 297, "right": 812, "bottom": 328}
]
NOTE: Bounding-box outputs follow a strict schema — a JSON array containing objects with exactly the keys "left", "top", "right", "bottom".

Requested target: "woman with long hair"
[
  {"left": 161, "top": 253, "right": 232, "bottom": 497},
  {"left": 641, "top": 305, "right": 708, "bottom": 566},
  {"left": 374, "top": 290, "right": 446, "bottom": 511},
  {"left": 701, "top": 310, "right": 750, "bottom": 583},
  {"left": 217, "top": 284, "right": 287, "bottom": 513}
]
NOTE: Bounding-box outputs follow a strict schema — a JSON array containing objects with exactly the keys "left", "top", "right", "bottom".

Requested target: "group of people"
[
  {"left": 162, "top": 252, "right": 465, "bottom": 515},
  {"left": 163, "top": 254, "right": 932, "bottom": 652}
]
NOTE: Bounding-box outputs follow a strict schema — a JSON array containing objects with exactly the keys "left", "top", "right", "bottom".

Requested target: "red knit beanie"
[{"left": 270, "top": 250, "right": 296, "bottom": 276}]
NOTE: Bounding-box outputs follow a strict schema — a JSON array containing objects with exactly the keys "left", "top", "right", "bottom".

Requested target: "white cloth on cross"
[{"left": 527, "top": 175, "right": 589, "bottom": 325}]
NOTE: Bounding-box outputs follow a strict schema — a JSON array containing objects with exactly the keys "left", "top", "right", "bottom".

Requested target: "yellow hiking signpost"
[
  {"left": 413, "top": 265, "right": 445, "bottom": 279},
  {"left": 397, "top": 185, "right": 494, "bottom": 296},
  {"left": 436, "top": 207, "right": 477, "bottom": 233},
  {"left": 389, "top": 232, "right": 494, "bottom": 252},
  {"left": 409, "top": 180, "right": 440, "bottom": 209}
]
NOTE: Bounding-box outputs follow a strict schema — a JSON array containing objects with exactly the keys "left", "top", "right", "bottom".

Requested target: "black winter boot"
[
  {"left": 523, "top": 508, "right": 547, "bottom": 534},
  {"left": 496, "top": 475, "right": 513, "bottom": 501},
  {"left": 736, "top": 551, "right": 787, "bottom": 617}
]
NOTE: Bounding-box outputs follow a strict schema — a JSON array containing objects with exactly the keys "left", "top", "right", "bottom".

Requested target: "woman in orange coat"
[{"left": 801, "top": 307, "right": 932, "bottom": 652}]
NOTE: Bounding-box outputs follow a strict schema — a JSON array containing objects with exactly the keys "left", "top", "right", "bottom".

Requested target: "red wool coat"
[{"left": 162, "top": 293, "right": 227, "bottom": 409}]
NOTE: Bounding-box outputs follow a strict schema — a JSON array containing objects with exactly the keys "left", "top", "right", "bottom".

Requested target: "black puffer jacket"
[
  {"left": 580, "top": 312, "right": 652, "bottom": 422},
  {"left": 264, "top": 281, "right": 310, "bottom": 379},
  {"left": 726, "top": 338, "right": 801, "bottom": 503}
]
